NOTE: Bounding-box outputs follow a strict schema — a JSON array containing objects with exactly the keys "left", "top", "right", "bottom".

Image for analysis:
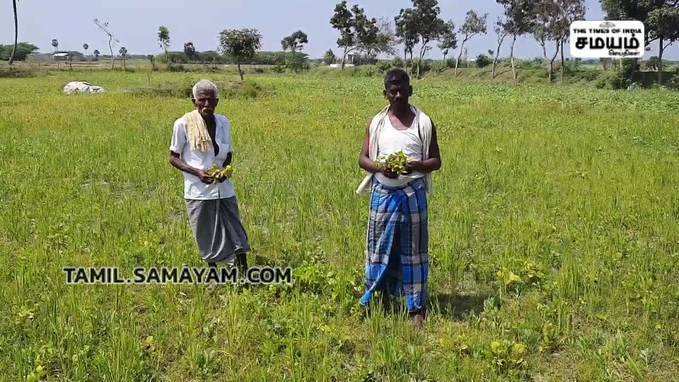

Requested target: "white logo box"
[{"left": 570, "top": 20, "right": 645, "bottom": 58}]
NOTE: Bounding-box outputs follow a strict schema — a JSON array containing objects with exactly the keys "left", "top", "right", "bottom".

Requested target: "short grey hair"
[{"left": 192, "top": 79, "right": 219, "bottom": 99}]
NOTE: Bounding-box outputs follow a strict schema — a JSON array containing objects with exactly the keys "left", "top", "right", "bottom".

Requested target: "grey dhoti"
[{"left": 185, "top": 197, "right": 250, "bottom": 264}]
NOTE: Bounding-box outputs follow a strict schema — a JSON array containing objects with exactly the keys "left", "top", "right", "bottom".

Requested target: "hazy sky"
[{"left": 2, "top": 0, "right": 677, "bottom": 59}]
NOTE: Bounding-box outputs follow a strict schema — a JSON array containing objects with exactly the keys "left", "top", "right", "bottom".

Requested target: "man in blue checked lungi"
[{"left": 356, "top": 68, "right": 441, "bottom": 326}]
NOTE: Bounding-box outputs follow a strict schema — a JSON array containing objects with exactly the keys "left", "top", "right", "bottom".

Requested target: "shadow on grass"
[{"left": 430, "top": 292, "right": 490, "bottom": 320}]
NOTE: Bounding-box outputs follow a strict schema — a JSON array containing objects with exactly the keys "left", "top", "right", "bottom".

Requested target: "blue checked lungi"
[{"left": 360, "top": 177, "right": 429, "bottom": 312}]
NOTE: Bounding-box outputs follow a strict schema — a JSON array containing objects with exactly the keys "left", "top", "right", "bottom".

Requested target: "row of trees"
[
  {"left": 0, "top": 43, "right": 37, "bottom": 61},
  {"left": 49, "top": 38, "right": 130, "bottom": 68},
  {"left": 327, "top": 0, "right": 678, "bottom": 82},
  {"left": 601, "top": 0, "right": 679, "bottom": 81},
  {"left": 328, "top": 0, "right": 580, "bottom": 81},
  {"left": 5, "top": 0, "right": 677, "bottom": 84},
  {"left": 155, "top": 26, "right": 312, "bottom": 79}
]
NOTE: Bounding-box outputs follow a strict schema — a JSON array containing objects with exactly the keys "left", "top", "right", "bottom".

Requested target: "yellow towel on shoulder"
[{"left": 184, "top": 110, "right": 212, "bottom": 153}]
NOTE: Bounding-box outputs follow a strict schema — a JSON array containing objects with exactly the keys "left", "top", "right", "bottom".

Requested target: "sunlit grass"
[{"left": 1, "top": 70, "right": 677, "bottom": 380}]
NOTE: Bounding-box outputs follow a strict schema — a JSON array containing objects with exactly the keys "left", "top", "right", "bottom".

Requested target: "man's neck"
[
  {"left": 200, "top": 113, "right": 215, "bottom": 124},
  {"left": 389, "top": 104, "right": 414, "bottom": 119}
]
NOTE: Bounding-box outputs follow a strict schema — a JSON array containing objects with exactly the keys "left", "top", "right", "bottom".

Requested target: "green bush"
[
  {"left": 411, "top": 60, "right": 432, "bottom": 76},
  {"left": 476, "top": 54, "right": 492, "bottom": 68},
  {"left": 272, "top": 64, "right": 285, "bottom": 73},
  {"left": 285, "top": 52, "right": 310, "bottom": 73},
  {"left": 595, "top": 70, "right": 626, "bottom": 89},
  {"left": 125, "top": 79, "right": 270, "bottom": 99},
  {"left": 0, "top": 68, "right": 37, "bottom": 78},
  {"left": 0, "top": 43, "right": 39, "bottom": 61},
  {"left": 569, "top": 70, "right": 600, "bottom": 82},
  {"left": 431, "top": 61, "right": 448, "bottom": 73},
  {"left": 167, "top": 64, "right": 186, "bottom": 72},
  {"left": 353, "top": 65, "right": 379, "bottom": 77},
  {"left": 241, "top": 80, "right": 260, "bottom": 98},
  {"left": 376, "top": 60, "right": 393, "bottom": 72}
]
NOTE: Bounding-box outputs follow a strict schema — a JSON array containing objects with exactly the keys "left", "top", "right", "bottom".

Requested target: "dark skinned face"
[
  {"left": 384, "top": 81, "right": 412, "bottom": 110},
  {"left": 192, "top": 89, "right": 219, "bottom": 117}
]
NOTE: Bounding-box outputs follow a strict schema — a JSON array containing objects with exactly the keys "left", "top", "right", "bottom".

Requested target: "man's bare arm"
[
  {"left": 169, "top": 151, "right": 213, "bottom": 184},
  {"left": 223, "top": 152, "right": 232, "bottom": 168},
  {"left": 407, "top": 122, "right": 441, "bottom": 173},
  {"left": 358, "top": 124, "right": 380, "bottom": 173}
]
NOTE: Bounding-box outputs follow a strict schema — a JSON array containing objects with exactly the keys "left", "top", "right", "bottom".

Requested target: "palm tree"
[
  {"left": 83, "top": 43, "right": 89, "bottom": 60},
  {"left": 52, "top": 39, "right": 59, "bottom": 69},
  {"left": 93, "top": 49, "right": 100, "bottom": 61},
  {"left": 8, "top": 0, "right": 18, "bottom": 65},
  {"left": 118, "top": 47, "right": 128, "bottom": 70}
]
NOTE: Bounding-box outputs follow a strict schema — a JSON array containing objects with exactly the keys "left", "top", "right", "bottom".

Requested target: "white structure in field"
[
  {"left": 328, "top": 53, "right": 356, "bottom": 68},
  {"left": 63, "top": 81, "right": 106, "bottom": 95},
  {"left": 329, "top": 63, "right": 355, "bottom": 68}
]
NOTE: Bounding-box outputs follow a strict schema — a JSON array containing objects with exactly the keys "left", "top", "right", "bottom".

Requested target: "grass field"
[{"left": 1, "top": 70, "right": 677, "bottom": 381}]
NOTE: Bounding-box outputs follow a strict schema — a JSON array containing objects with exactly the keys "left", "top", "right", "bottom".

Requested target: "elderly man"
[
  {"left": 169, "top": 79, "right": 249, "bottom": 271},
  {"left": 356, "top": 68, "right": 441, "bottom": 326}
]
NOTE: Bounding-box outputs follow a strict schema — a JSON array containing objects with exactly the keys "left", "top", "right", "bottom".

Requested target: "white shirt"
[
  {"left": 374, "top": 115, "right": 426, "bottom": 188},
  {"left": 170, "top": 114, "right": 236, "bottom": 200}
]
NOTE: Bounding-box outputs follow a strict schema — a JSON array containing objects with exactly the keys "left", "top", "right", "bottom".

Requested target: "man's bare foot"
[{"left": 409, "top": 310, "right": 426, "bottom": 328}]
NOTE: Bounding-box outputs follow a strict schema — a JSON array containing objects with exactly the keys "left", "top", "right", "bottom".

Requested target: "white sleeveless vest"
[{"left": 356, "top": 105, "right": 434, "bottom": 195}]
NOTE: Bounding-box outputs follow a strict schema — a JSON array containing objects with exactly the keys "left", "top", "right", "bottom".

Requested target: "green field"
[{"left": 1, "top": 70, "right": 677, "bottom": 381}]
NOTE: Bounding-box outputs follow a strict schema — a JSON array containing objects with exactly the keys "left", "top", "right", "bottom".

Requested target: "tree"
[
  {"left": 94, "top": 19, "right": 118, "bottom": 69},
  {"left": 158, "top": 26, "right": 170, "bottom": 62},
  {"left": 93, "top": 49, "right": 100, "bottom": 61},
  {"left": 219, "top": 28, "right": 262, "bottom": 81},
  {"left": 184, "top": 41, "right": 197, "bottom": 61},
  {"left": 395, "top": 8, "right": 419, "bottom": 69},
  {"left": 476, "top": 54, "right": 492, "bottom": 67},
  {"left": 281, "top": 30, "right": 309, "bottom": 70},
  {"left": 533, "top": 0, "right": 560, "bottom": 81},
  {"left": 491, "top": 18, "right": 509, "bottom": 78},
  {"left": 281, "top": 30, "right": 309, "bottom": 53},
  {"left": 359, "top": 18, "right": 397, "bottom": 63},
  {"left": 330, "top": 1, "right": 356, "bottom": 69},
  {"left": 497, "top": 0, "right": 536, "bottom": 81},
  {"left": 455, "top": 10, "right": 488, "bottom": 74},
  {"left": 437, "top": 20, "right": 457, "bottom": 63},
  {"left": 0, "top": 42, "right": 37, "bottom": 61},
  {"left": 533, "top": 0, "right": 584, "bottom": 83},
  {"left": 601, "top": 0, "right": 679, "bottom": 82},
  {"left": 118, "top": 46, "right": 128, "bottom": 70},
  {"left": 330, "top": 1, "right": 379, "bottom": 69},
  {"left": 82, "top": 43, "right": 89, "bottom": 57},
  {"left": 8, "top": 0, "right": 18, "bottom": 65},
  {"left": 146, "top": 55, "right": 155, "bottom": 70},
  {"left": 647, "top": 5, "right": 679, "bottom": 81},
  {"left": 51, "top": 39, "right": 59, "bottom": 52},
  {"left": 396, "top": 0, "right": 446, "bottom": 78},
  {"left": 323, "top": 49, "right": 336, "bottom": 65}
]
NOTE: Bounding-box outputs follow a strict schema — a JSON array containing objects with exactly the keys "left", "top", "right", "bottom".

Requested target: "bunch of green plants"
[
  {"left": 375, "top": 151, "right": 409, "bottom": 174},
  {"left": 206, "top": 165, "right": 234, "bottom": 182}
]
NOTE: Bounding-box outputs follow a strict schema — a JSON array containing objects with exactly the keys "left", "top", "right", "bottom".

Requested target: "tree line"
[
  {"left": 4, "top": 0, "right": 677, "bottom": 83},
  {"left": 327, "top": 0, "right": 678, "bottom": 82}
]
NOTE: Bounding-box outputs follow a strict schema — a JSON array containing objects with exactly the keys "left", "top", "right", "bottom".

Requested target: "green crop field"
[{"left": 1, "top": 70, "right": 677, "bottom": 381}]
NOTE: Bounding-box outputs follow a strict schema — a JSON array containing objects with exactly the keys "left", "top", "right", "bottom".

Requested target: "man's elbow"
[
  {"left": 358, "top": 155, "right": 367, "bottom": 169},
  {"left": 432, "top": 159, "right": 442, "bottom": 171}
]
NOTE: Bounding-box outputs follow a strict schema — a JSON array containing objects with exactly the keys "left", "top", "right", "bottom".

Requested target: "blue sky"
[{"left": 2, "top": 0, "right": 677, "bottom": 59}]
